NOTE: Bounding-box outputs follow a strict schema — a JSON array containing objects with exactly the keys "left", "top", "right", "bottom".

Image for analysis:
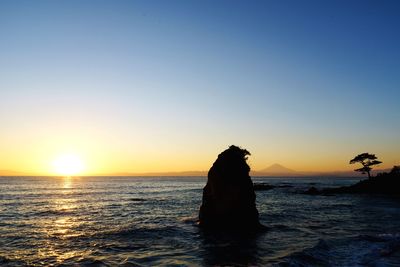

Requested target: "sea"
[{"left": 1, "top": 176, "right": 400, "bottom": 266}]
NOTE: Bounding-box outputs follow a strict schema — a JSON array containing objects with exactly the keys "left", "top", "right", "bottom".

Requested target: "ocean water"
[{"left": 1, "top": 176, "right": 400, "bottom": 266}]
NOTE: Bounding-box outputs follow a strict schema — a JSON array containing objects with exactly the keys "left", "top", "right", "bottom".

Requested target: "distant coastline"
[
  {"left": 1, "top": 161, "right": 395, "bottom": 177},
  {"left": 1, "top": 169, "right": 390, "bottom": 177}
]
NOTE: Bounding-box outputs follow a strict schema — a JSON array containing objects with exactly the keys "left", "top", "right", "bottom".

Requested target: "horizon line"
[{"left": 1, "top": 168, "right": 390, "bottom": 177}]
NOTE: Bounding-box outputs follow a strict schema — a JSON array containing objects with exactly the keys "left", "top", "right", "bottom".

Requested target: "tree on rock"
[{"left": 349, "top": 153, "right": 382, "bottom": 179}]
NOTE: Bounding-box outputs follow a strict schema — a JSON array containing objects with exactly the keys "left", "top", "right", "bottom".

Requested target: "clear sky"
[{"left": 0, "top": 0, "right": 399, "bottom": 175}]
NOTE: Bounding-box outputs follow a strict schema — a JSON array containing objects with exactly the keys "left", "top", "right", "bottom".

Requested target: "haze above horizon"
[{"left": 1, "top": 1, "right": 399, "bottom": 176}]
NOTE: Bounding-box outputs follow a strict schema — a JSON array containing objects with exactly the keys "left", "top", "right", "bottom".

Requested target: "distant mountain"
[
  {"left": 252, "top": 163, "right": 394, "bottom": 178},
  {"left": 258, "top": 163, "right": 296, "bottom": 173}
]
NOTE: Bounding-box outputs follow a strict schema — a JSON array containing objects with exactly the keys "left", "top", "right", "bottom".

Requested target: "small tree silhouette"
[{"left": 349, "top": 153, "right": 382, "bottom": 179}]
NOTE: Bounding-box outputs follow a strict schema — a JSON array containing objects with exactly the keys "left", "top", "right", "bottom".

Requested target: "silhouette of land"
[
  {"left": 199, "top": 145, "right": 264, "bottom": 230},
  {"left": 106, "top": 168, "right": 375, "bottom": 177},
  {"left": 305, "top": 166, "right": 400, "bottom": 196}
]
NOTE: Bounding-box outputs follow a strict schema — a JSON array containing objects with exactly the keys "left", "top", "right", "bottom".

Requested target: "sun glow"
[{"left": 52, "top": 153, "right": 85, "bottom": 176}]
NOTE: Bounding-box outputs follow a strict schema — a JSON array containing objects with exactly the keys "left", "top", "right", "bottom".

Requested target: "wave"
[
  {"left": 56, "top": 256, "right": 113, "bottom": 267},
  {"left": 279, "top": 233, "right": 400, "bottom": 266},
  {"left": 0, "top": 255, "right": 27, "bottom": 266},
  {"left": 33, "top": 209, "right": 77, "bottom": 216},
  {"left": 91, "top": 223, "right": 185, "bottom": 241}
]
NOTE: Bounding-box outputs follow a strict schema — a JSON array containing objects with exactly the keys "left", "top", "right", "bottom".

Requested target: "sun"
[{"left": 52, "top": 153, "right": 85, "bottom": 176}]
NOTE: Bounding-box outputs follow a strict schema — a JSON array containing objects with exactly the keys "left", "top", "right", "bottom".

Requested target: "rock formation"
[
  {"left": 304, "top": 166, "right": 400, "bottom": 196},
  {"left": 199, "top": 145, "right": 262, "bottom": 229}
]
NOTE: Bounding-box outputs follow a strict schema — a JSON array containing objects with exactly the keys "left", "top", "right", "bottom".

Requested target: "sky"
[{"left": 0, "top": 0, "right": 399, "bottom": 175}]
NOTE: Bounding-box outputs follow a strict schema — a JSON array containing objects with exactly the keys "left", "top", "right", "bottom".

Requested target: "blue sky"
[{"left": 0, "top": 0, "right": 399, "bottom": 173}]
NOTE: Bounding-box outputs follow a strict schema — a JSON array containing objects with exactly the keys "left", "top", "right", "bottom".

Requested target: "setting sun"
[{"left": 52, "top": 153, "right": 85, "bottom": 176}]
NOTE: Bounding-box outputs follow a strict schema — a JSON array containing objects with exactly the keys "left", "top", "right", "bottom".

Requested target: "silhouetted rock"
[{"left": 199, "top": 145, "right": 263, "bottom": 230}]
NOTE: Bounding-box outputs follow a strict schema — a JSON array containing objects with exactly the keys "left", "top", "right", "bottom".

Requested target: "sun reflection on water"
[
  {"left": 37, "top": 176, "right": 86, "bottom": 263},
  {"left": 62, "top": 176, "right": 72, "bottom": 189}
]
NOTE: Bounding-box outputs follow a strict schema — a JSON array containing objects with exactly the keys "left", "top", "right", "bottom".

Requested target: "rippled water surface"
[{"left": 1, "top": 176, "right": 400, "bottom": 266}]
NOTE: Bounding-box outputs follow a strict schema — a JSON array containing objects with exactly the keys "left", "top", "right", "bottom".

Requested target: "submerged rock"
[
  {"left": 199, "top": 145, "right": 263, "bottom": 230},
  {"left": 304, "top": 186, "right": 320, "bottom": 195},
  {"left": 253, "top": 183, "right": 275, "bottom": 191}
]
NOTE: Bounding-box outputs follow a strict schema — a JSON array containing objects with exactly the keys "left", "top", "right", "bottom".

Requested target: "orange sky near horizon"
[
  {"left": 0, "top": 132, "right": 398, "bottom": 176},
  {"left": 0, "top": 93, "right": 398, "bottom": 175}
]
